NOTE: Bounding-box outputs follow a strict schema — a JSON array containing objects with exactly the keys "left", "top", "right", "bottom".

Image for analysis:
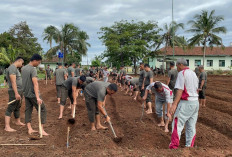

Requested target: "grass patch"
[{"left": 0, "top": 75, "right": 7, "bottom": 88}]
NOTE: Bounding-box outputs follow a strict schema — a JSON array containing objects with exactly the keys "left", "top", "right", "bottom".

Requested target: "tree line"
[
  {"left": 0, "top": 10, "right": 227, "bottom": 70},
  {"left": 97, "top": 10, "right": 227, "bottom": 72}
]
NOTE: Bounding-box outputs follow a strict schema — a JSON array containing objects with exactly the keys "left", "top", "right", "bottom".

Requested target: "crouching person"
[
  {"left": 84, "top": 82, "right": 117, "bottom": 131},
  {"left": 143, "top": 81, "right": 173, "bottom": 132},
  {"left": 169, "top": 58, "right": 199, "bottom": 149}
]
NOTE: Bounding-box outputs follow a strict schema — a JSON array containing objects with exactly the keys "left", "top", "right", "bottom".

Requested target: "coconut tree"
[
  {"left": 158, "top": 21, "right": 185, "bottom": 55},
  {"left": 187, "top": 10, "right": 227, "bottom": 67},
  {"left": 154, "top": 21, "right": 185, "bottom": 72},
  {"left": 43, "top": 23, "right": 90, "bottom": 61},
  {"left": 42, "top": 25, "right": 58, "bottom": 49}
]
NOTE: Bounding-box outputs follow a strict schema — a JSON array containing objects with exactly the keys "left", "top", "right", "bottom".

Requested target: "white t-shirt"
[
  {"left": 175, "top": 68, "right": 199, "bottom": 101},
  {"left": 146, "top": 82, "right": 173, "bottom": 103},
  {"left": 125, "top": 75, "right": 133, "bottom": 81},
  {"left": 103, "top": 70, "right": 110, "bottom": 77}
]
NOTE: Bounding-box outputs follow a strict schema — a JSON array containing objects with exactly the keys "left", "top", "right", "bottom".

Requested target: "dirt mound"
[{"left": 0, "top": 76, "right": 231, "bottom": 156}]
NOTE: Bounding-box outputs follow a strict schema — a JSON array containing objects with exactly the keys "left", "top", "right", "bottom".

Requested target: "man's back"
[
  {"left": 168, "top": 69, "right": 178, "bottom": 90},
  {"left": 22, "top": 64, "right": 37, "bottom": 98},
  {"left": 54, "top": 68, "right": 66, "bottom": 85},
  {"left": 175, "top": 69, "right": 198, "bottom": 101}
]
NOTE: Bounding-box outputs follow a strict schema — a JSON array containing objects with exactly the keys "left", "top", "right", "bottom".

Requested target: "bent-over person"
[
  {"left": 59, "top": 76, "right": 86, "bottom": 119},
  {"left": 84, "top": 82, "right": 117, "bottom": 131}
]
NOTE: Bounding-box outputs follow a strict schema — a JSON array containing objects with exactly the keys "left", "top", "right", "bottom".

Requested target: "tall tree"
[
  {"left": 99, "top": 20, "right": 161, "bottom": 74},
  {"left": 187, "top": 10, "right": 227, "bottom": 67},
  {"left": 42, "top": 25, "right": 58, "bottom": 48},
  {"left": 43, "top": 23, "right": 90, "bottom": 61},
  {"left": 8, "top": 21, "right": 42, "bottom": 63},
  {"left": 156, "top": 22, "right": 185, "bottom": 67}
]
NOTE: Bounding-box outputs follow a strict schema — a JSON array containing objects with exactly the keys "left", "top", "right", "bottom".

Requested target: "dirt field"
[{"left": 0, "top": 75, "right": 232, "bottom": 157}]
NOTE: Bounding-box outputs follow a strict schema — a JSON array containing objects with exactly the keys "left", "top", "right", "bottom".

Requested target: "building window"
[
  {"left": 219, "top": 60, "right": 225, "bottom": 67},
  {"left": 195, "top": 60, "right": 201, "bottom": 66},
  {"left": 207, "top": 60, "right": 213, "bottom": 67},
  {"left": 186, "top": 59, "right": 189, "bottom": 66}
]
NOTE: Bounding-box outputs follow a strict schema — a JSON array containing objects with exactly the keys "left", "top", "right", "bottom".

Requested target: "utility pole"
[{"left": 172, "top": 0, "right": 175, "bottom": 59}]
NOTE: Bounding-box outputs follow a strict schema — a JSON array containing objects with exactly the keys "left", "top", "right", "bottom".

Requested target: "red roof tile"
[{"left": 159, "top": 47, "right": 232, "bottom": 56}]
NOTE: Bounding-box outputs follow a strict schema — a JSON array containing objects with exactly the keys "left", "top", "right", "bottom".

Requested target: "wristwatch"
[{"left": 104, "top": 115, "right": 108, "bottom": 118}]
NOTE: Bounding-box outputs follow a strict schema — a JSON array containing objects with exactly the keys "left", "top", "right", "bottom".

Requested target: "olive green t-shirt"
[
  {"left": 67, "top": 67, "right": 75, "bottom": 77},
  {"left": 6, "top": 64, "right": 23, "bottom": 91},
  {"left": 54, "top": 68, "right": 67, "bottom": 85},
  {"left": 85, "top": 81, "right": 110, "bottom": 101},
  {"left": 21, "top": 64, "right": 38, "bottom": 98}
]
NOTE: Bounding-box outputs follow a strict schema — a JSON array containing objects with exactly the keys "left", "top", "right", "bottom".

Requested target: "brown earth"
[{"left": 0, "top": 75, "right": 231, "bottom": 157}]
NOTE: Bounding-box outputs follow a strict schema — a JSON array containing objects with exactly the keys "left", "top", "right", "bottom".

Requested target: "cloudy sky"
[{"left": 0, "top": 0, "right": 231, "bottom": 65}]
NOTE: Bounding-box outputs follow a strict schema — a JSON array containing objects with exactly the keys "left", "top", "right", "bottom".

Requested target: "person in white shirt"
[
  {"left": 103, "top": 67, "right": 110, "bottom": 82},
  {"left": 143, "top": 81, "right": 173, "bottom": 132},
  {"left": 169, "top": 58, "right": 199, "bottom": 149}
]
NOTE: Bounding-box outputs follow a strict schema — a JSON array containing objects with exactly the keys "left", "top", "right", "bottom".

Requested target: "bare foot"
[
  {"left": 28, "top": 129, "right": 38, "bottom": 135},
  {"left": 158, "top": 123, "right": 165, "bottom": 127},
  {"left": 42, "top": 130, "right": 49, "bottom": 136},
  {"left": 96, "top": 125, "right": 108, "bottom": 130},
  {"left": 164, "top": 128, "right": 169, "bottom": 132},
  {"left": 133, "top": 97, "right": 137, "bottom": 101},
  {"left": 15, "top": 121, "right": 25, "bottom": 126},
  {"left": 91, "top": 127, "right": 96, "bottom": 131},
  {"left": 58, "top": 116, "right": 62, "bottom": 119},
  {"left": 146, "top": 110, "right": 153, "bottom": 114},
  {"left": 4, "top": 127, "right": 17, "bottom": 132}
]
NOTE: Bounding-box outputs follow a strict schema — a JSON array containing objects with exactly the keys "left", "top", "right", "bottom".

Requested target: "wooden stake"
[
  {"left": 38, "top": 104, "right": 43, "bottom": 138},
  {"left": 7, "top": 99, "right": 16, "bottom": 105},
  {"left": 0, "top": 144, "right": 46, "bottom": 146},
  {"left": 67, "top": 126, "right": 70, "bottom": 148}
]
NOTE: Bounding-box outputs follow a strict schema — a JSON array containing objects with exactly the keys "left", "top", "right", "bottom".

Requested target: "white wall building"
[{"left": 149, "top": 47, "right": 232, "bottom": 71}]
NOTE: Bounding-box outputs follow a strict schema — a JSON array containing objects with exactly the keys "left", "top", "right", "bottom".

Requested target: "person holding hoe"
[
  {"left": 22, "top": 54, "right": 49, "bottom": 136},
  {"left": 59, "top": 76, "right": 86, "bottom": 119},
  {"left": 5, "top": 57, "right": 25, "bottom": 132},
  {"left": 84, "top": 81, "right": 118, "bottom": 131}
]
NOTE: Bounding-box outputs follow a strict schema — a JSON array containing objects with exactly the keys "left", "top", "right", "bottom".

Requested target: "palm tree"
[
  {"left": 42, "top": 25, "right": 58, "bottom": 49},
  {"left": 0, "top": 45, "right": 19, "bottom": 64},
  {"left": 43, "top": 23, "right": 90, "bottom": 61},
  {"left": 155, "top": 21, "right": 185, "bottom": 71},
  {"left": 187, "top": 10, "right": 227, "bottom": 67}
]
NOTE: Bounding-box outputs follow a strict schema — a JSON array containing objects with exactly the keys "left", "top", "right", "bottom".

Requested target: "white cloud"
[{"left": 0, "top": 0, "right": 231, "bottom": 64}]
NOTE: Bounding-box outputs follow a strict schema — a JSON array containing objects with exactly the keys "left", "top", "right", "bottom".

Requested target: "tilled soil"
[{"left": 0, "top": 75, "right": 231, "bottom": 157}]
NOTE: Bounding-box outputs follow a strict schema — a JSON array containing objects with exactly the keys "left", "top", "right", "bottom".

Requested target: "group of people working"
[{"left": 4, "top": 54, "right": 207, "bottom": 149}]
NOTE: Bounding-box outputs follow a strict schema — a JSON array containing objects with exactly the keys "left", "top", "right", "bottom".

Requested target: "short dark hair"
[
  {"left": 108, "top": 83, "right": 118, "bottom": 92},
  {"left": 30, "top": 54, "right": 42, "bottom": 61},
  {"left": 15, "top": 56, "right": 24, "bottom": 62},
  {"left": 170, "top": 61, "right": 175, "bottom": 66},
  {"left": 47, "top": 64, "right": 50, "bottom": 66},
  {"left": 58, "top": 63, "right": 62, "bottom": 66},
  {"left": 154, "top": 82, "right": 162, "bottom": 89},
  {"left": 144, "top": 64, "right": 150, "bottom": 68},
  {"left": 80, "top": 75, "right": 86, "bottom": 82},
  {"left": 140, "top": 62, "right": 144, "bottom": 65}
]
